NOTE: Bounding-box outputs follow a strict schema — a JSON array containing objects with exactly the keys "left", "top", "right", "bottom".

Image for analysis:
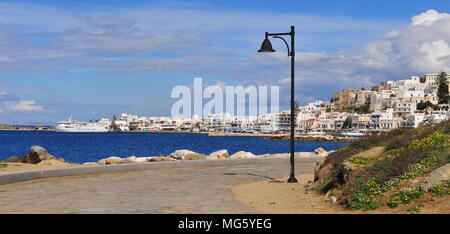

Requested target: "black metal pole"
[
  {"left": 261, "top": 26, "right": 298, "bottom": 183},
  {"left": 287, "top": 25, "right": 297, "bottom": 183}
]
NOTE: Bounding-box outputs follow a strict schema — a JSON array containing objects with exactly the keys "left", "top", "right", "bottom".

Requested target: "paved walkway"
[{"left": 0, "top": 158, "right": 320, "bottom": 213}]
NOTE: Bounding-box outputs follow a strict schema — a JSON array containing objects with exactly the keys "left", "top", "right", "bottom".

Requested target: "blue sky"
[{"left": 1, "top": 0, "right": 450, "bottom": 124}]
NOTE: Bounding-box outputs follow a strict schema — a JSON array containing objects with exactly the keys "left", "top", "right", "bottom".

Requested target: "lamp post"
[{"left": 258, "top": 25, "right": 297, "bottom": 183}]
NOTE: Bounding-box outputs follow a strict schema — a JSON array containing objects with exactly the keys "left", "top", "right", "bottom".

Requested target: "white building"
[{"left": 405, "top": 113, "right": 425, "bottom": 128}]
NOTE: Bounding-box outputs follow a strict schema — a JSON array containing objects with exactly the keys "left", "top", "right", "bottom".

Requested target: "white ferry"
[{"left": 55, "top": 117, "right": 109, "bottom": 132}]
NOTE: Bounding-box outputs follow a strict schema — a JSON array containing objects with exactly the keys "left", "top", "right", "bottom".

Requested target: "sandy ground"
[
  {"left": 0, "top": 162, "right": 78, "bottom": 173},
  {"left": 232, "top": 173, "right": 450, "bottom": 214}
]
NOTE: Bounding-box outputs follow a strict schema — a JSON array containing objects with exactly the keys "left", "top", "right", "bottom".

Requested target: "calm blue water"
[{"left": 0, "top": 131, "right": 348, "bottom": 163}]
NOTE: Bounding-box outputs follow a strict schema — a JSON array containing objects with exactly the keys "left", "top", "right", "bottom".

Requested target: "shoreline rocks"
[
  {"left": 1, "top": 156, "right": 23, "bottom": 163},
  {"left": 2, "top": 146, "right": 330, "bottom": 168},
  {"left": 314, "top": 148, "right": 328, "bottom": 156},
  {"left": 169, "top": 150, "right": 196, "bottom": 160},
  {"left": 184, "top": 153, "right": 207, "bottom": 160},
  {"left": 23, "top": 145, "right": 56, "bottom": 164},
  {"left": 230, "top": 151, "right": 257, "bottom": 159},
  {"left": 207, "top": 150, "right": 229, "bottom": 160}
]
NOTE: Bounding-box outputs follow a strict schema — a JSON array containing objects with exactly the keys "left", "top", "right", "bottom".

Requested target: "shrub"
[
  {"left": 347, "top": 193, "right": 381, "bottom": 210},
  {"left": 348, "top": 157, "right": 380, "bottom": 165},
  {"left": 388, "top": 188, "right": 423, "bottom": 208},
  {"left": 430, "top": 181, "right": 450, "bottom": 196},
  {"left": 0, "top": 164, "right": 7, "bottom": 168},
  {"left": 346, "top": 179, "right": 383, "bottom": 210},
  {"left": 407, "top": 207, "right": 420, "bottom": 214}
]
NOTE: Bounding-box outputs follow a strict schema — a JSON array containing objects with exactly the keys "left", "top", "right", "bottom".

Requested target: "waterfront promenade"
[{"left": 0, "top": 157, "right": 321, "bottom": 213}]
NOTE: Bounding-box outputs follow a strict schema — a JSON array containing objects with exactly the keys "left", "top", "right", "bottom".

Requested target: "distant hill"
[
  {"left": 313, "top": 120, "right": 449, "bottom": 213},
  {"left": 0, "top": 124, "right": 13, "bottom": 129}
]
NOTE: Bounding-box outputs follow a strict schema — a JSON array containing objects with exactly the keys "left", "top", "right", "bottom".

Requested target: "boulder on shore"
[
  {"left": 230, "top": 151, "right": 257, "bottom": 159},
  {"left": 97, "top": 159, "right": 107, "bottom": 165},
  {"left": 147, "top": 157, "right": 176, "bottom": 162},
  {"left": 169, "top": 150, "right": 197, "bottom": 160},
  {"left": 37, "top": 159, "right": 71, "bottom": 166},
  {"left": 22, "top": 145, "right": 56, "bottom": 164},
  {"left": 104, "top": 156, "right": 124, "bottom": 164},
  {"left": 207, "top": 149, "right": 229, "bottom": 160},
  {"left": 314, "top": 148, "right": 328, "bottom": 156},
  {"left": 184, "top": 153, "right": 206, "bottom": 160},
  {"left": 133, "top": 157, "right": 149, "bottom": 163},
  {"left": 1, "top": 156, "right": 23, "bottom": 163},
  {"left": 123, "top": 156, "right": 137, "bottom": 163}
]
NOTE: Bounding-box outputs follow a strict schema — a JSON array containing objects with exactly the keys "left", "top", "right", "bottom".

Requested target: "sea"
[{"left": 0, "top": 131, "right": 348, "bottom": 163}]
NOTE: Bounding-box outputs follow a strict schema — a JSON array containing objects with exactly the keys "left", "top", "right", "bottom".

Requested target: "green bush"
[
  {"left": 407, "top": 207, "right": 420, "bottom": 214},
  {"left": 430, "top": 181, "right": 450, "bottom": 196},
  {"left": 347, "top": 193, "right": 381, "bottom": 210},
  {"left": 348, "top": 157, "right": 380, "bottom": 165},
  {"left": 388, "top": 188, "right": 423, "bottom": 208},
  {"left": 346, "top": 179, "right": 383, "bottom": 210},
  {"left": 0, "top": 164, "right": 7, "bottom": 168}
]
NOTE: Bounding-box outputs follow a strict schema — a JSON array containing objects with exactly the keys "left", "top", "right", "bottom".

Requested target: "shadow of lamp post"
[{"left": 258, "top": 25, "right": 298, "bottom": 183}]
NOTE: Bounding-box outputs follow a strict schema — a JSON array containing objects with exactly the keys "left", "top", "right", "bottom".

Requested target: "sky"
[{"left": 1, "top": 0, "right": 450, "bottom": 124}]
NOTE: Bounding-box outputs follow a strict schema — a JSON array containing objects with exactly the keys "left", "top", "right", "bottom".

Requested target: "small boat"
[{"left": 339, "top": 130, "right": 366, "bottom": 137}]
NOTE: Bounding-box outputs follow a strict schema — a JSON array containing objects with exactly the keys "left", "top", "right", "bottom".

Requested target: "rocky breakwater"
[
  {"left": 1, "top": 146, "right": 331, "bottom": 171},
  {"left": 85, "top": 147, "right": 330, "bottom": 166}
]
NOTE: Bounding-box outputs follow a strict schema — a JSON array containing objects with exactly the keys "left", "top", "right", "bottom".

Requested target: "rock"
[
  {"left": 37, "top": 159, "right": 71, "bottom": 166},
  {"left": 265, "top": 153, "right": 289, "bottom": 158},
  {"left": 22, "top": 145, "right": 55, "bottom": 164},
  {"left": 207, "top": 150, "right": 229, "bottom": 159},
  {"left": 314, "top": 148, "right": 328, "bottom": 156},
  {"left": 325, "top": 190, "right": 338, "bottom": 203},
  {"left": 169, "top": 150, "right": 197, "bottom": 160},
  {"left": 147, "top": 157, "right": 176, "bottom": 162},
  {"left": 313, "top": 159, "right": 334, "bottom": 184},
  {"left": 314, "top": 159, "right": 326, "bottom": 175},
  {"left": 83, "top": 162, "right": 98, "bottom": 166},
  {"left": 134, "top": 157, "right": 149, "bottom": 163},
  {"left": 104, "top": 156, "right": 124, "bottom": 164},
  {"left": 97, "top": 159, "right": 107, "bottom": 165},
  {"left": 123, "top": 156, "right": 137, "bottom": 163},
  {"left": 341, "top": 161, "right": 363, "bottom": 184},
  {"left": 1, "top": 156, "right": 23, "bottom": 163},
  {"left": 230, "top": 151, "right": 257, "bottom": 159},
  {"left": 420, "top": 164, "right": 450, "bottom": 191},
  {"left": 183, "top": 153, "right": 206, "bottom": 160}
]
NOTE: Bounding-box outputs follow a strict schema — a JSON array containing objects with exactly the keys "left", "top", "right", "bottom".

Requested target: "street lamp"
[{"left": 258, "top": 25, "right": 297, "bottom": 183}]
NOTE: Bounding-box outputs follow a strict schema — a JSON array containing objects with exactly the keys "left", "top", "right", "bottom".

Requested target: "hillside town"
[{"left": 54, "top": 73, "right": 450, "bottom": 136}]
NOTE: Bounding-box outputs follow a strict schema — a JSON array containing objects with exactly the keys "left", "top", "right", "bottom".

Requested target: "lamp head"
[{"left": 258, "top": 35, "right": 275, "bottom": 53}]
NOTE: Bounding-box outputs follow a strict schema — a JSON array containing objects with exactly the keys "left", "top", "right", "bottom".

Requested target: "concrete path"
[{"left": 0, "top": 157, "right": 321, "bottom": 213}]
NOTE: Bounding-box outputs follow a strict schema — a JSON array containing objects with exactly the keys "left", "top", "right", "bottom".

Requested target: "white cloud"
[
  {"left": 1, "top": 3, "right": 450, "bottom": 106},
  {"left": 411, "top": 9, "right": 450, "bottom": 26},
  {"left": 3, "top": 100, "right": 46, "bottom": 112},
  {"left": 0, "top": 1, "right": 402, "bottom": 73},
  {"left": 238, "top": 9, "right": 450, "bottom": 104}
]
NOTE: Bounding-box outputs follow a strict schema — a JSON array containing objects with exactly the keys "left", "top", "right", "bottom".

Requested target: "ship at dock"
[{"left": 55, "top": 117, "right": 109, "bottom": 132}]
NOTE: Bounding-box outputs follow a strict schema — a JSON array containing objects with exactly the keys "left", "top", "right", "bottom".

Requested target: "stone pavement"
[{"left": 0, "top": 157, "right": 321, "bottom": 213}]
